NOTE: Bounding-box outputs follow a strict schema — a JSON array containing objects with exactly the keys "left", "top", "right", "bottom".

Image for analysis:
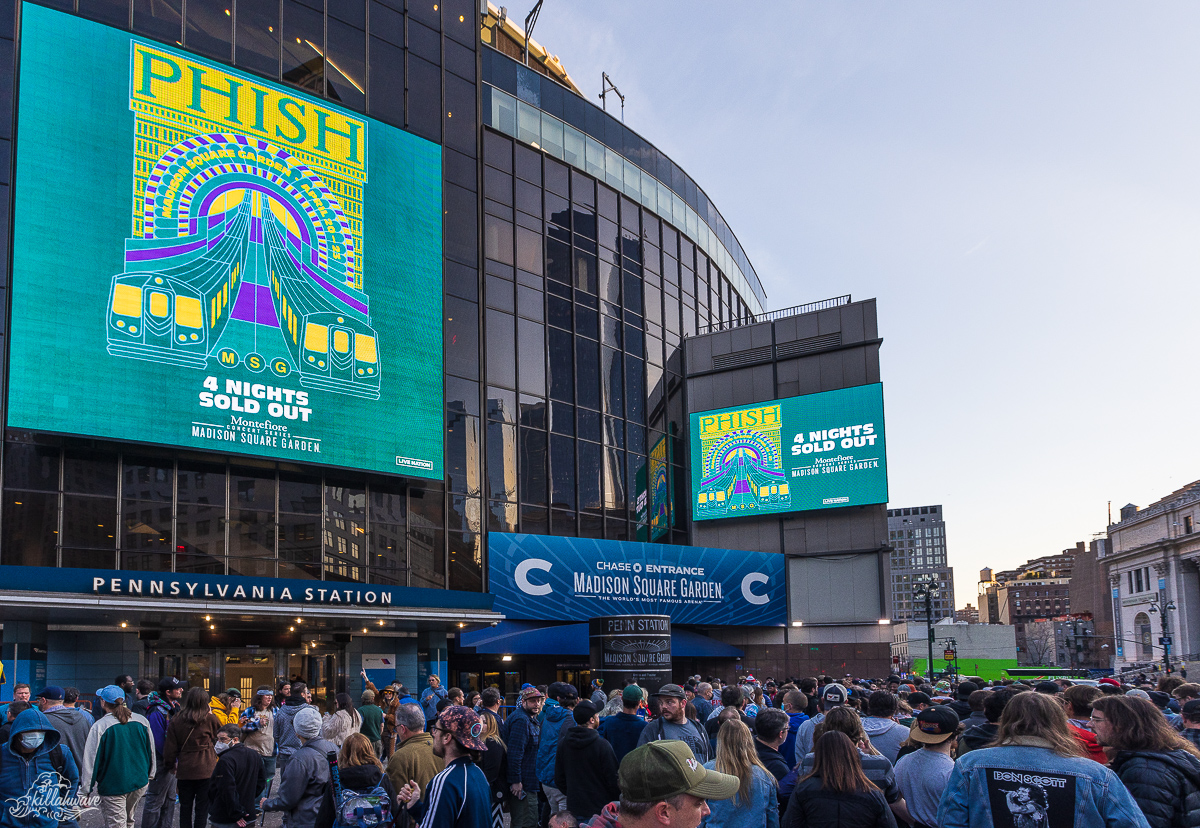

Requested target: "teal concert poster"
[
  {"left": 8, "top": 5, "right": 444, "bottom": 478},
  {"left": 690, "top": 384, "right": 889, "bottom": 520}
]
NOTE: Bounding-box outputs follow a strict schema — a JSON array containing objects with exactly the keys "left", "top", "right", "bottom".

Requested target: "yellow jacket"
[{"left": 209, "top": 697, "right": 240, "bottom": 726}]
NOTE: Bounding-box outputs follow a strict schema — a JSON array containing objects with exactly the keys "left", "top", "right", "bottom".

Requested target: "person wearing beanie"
[
  {"left": 358, "top": 688, "right": 384, "bottom": 756},
  {"left": 272, "top": 681, "right": 318, "bottom": 773},
  {"left": 260, "top": 706, "right": 337, "bottom": 828},
  {"left": 555, "top": 700, "right": 620, "bottom": 824}
]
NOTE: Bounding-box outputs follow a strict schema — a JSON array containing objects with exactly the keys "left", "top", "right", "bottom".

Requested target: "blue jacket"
[
  {"left": 536, "top": 702, "right": 571, "bottom": 787},
  {"left": 0, "top": 708, "right": 82, "bottom": 828},
  {"left": 779, "top": 710, "right": 808, "bottom": 768},
  {"left": 503, "top": 708, "right": 540, "bottom": 790},
  {"left": 597, "top": 713, "right": 646, "bottom": 765},
  {"left": 936, "top": 741, "right": 1153, "bottom": 828},
  {"left": 421, "top": 686, "right": 447, "bottom": 722},
  {"left": 701, "top": 762, "right": 777, "bottom": 828}
]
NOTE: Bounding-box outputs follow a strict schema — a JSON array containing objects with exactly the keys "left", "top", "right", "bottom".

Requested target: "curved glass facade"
[{"left": 0, "top": 0, "right": 766, "bottom": 598}]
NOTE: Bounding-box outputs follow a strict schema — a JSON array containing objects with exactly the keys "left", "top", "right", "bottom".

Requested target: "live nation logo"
[{"left": 4, "top": 771, "right": 97, "bottom": 821}]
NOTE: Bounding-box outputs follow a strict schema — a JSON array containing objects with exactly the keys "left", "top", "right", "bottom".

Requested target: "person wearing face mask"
[
  {"left": 208, "top": 724, "right": 266, "bottom": 828},
  {"left": 0, "top": 707, "right": 81, "bottom": 828}
]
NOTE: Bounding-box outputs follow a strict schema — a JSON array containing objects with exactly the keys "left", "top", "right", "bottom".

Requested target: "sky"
[{"left": 533, "top": 2, "right": 1200, "bottom": 608}]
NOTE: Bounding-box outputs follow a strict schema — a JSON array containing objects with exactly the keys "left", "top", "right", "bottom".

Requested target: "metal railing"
[{"left": 695, "top": 294, "right": 852, "bottom": 337}]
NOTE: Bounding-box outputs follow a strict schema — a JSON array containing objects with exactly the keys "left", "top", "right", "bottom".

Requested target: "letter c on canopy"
[
  {"left": 741, "top": 572, "right": 769, "bottom": 605},
  {"left": 515, "top": 558, "right": 553, "bottom": 596}
]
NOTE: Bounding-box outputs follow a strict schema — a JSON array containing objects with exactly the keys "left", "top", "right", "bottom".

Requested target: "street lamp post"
[
  {"left": 913, "top": 576, "right": 940, "bottom": 684},
  {"left": 1149, "top": 599, "right": 1177, "bottom": 675}
]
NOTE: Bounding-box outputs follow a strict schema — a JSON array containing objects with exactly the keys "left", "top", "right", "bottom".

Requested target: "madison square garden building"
[{"left": 0, "top": 0, "right": 896, "bottom": 703}]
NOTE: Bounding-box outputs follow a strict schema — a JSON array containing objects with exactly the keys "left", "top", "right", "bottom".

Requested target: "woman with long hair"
[
  {"left": 336, "top": 732, "right": 398, "bottom": 804},
  {"left": 798, "top": 706, "right": 908, "bottom": 824},
  {"left": 703, "top": 719, "right": 778, "bottom": 828},
  {"left": 241, "top": 685, "right": 276, "bottom": 800},
  {"left": 783, "top": 731, "right": 896, "bottom": 828},
  {"left": 164, "top": 687, "right": 221, "bottom": 828},
  {"left": 1092, "top": 695, "right": 1200, "bottom": 828},
  {"left": 478, "top": 706, "right": 508, "bottom": 828},
  {"left": 320, "top": 692, "right": 362, "bottom": 748},
  {"left": 78, "top": 685, "right": 156, "bottom": 828}
]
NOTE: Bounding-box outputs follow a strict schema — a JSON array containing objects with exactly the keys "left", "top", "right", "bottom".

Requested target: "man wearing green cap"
[{"left": 581, "top": 740, "right": 738, "bottom": 828}]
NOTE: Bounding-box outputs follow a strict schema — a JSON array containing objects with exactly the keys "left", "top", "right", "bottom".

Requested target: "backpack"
[{"left": 327, "top": 751, "right": 394, "bottom": 828}]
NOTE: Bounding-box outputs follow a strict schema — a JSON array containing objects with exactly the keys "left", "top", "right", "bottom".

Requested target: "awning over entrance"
[{"left": 459, "top": 620, "right": 743, "bottom": 658}]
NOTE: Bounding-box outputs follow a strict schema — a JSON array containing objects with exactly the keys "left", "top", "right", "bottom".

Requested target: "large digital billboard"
[
  {"left": 8, "top": 5, "right": 444, "bottom": 479},
  {"left": 690, "top": 383, "right": 888, "bottom": 520}
]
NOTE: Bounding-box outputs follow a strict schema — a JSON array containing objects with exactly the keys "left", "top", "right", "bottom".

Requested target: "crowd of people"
[{"left": 2, "top": 669, "right": 1199, "bottom": 828}]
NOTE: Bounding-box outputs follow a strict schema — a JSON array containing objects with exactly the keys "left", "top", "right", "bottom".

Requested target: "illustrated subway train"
[
  {"left": 107, "top": 183, "right": 380, "bottom": 399},
  {"left": 696, "top": 444, "right": 791, "bottom": 517}
]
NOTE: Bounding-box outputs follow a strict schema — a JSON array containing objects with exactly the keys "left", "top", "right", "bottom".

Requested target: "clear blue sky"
[{"left": 535, "top": 2, "right": 1200, "bottom": 607}]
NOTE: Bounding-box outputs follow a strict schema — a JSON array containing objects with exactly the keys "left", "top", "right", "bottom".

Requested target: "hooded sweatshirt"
[
  {"left": 41, "top": 705, "right": 92, "bottom": 768},
  {"left": 79, "top": 709, "right": 155, "bottom": 796},
  {"left": 554, "top": 726, "right": 620, "bottom": 824},
  {"left": 0, "top": 708, "right": 81, "bottom": 828},
  {"left": 536, "top": 701, "right": 573, "bottom": 787},
  {"left": 861, "top": 715, "right": 909, "bottom": 764}
]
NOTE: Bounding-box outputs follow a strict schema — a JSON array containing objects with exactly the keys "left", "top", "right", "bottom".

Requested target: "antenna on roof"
[
  {"left": 522, "top": 0, "right": 543, "bottom": 66},
  {"left": 600, "top": 72, "right": 625, "bottom": 122}
]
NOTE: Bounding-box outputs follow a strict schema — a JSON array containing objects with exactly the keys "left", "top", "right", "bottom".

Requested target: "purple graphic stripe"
[{"left": 230, "top": 283, "right": 280, "bottom": 328}]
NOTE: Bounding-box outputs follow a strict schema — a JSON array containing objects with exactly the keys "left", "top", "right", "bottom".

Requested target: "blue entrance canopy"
[{"left": 460, "top": 620, "right": 743, "bottom": 658}]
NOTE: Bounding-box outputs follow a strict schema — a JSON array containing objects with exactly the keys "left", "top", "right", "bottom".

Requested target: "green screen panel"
[
  {"left": 690, "top": 383, "right": 888, "bottom": 520},
  {"left": 8, "top": 4, "right": 444, "bottom": 479}
]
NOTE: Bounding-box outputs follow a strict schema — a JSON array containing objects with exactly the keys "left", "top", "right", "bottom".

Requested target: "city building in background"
[
  {"left": 955, "top": 603, "right": 979, "bottom": 623},
  {"left": 1020, "top": 617, "right": 1103, "bottom": 670},
  {"left": 891, "top": 618, "right": 1016, "bottom": 682},
  {"left": 887, "top": 505, "right": 954, "bottom": 623},
  {"left": 1105, "top": 481, "right": 1200, "bottom": 674}
]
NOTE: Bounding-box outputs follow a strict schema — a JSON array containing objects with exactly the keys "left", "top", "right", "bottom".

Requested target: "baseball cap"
[
  {"left": 159, "top": 677, "right": 186, "bottom": 693},
  {"left": 1098, "top": 677, "right": 1121, "bottom": 687},
  {"left": 573, "top": 700, "right": 599, "bottom": 725},
  {"left": 36, "top": 686, "right": 65, "bottom": 701},
  {"left": 436, "top": 705, "right": 488, "bottom": 751},
  {"left": 623, "top": 685, "right": 644, "bottom": 704},
  {"left": 956, "top": 681, "right": 979, "bottom": 699},
  {"left": 910, "top": 706, "right": 960, "bottom": 743},
  {"left": 558, "top": 684, "right": 580, "bottom": 701},
  {"left": 907, "top": 692, "right": 931, "bottom": 707},
  {"left": 95, "top": 685, "right": 126, "bottom": 704},
  {"left": 653, "top": 684, "right": 687, "bottom": 699},
  {"left": 361, "top": 689, "right": 376, "bottom": 703},
  {"left": 520, "top": 686, "right": 545, "bottom": 702},
  {"left": 619, "top": 741, "right": 739, "bottom": 803},
  {"left": 1125, "top": 689, "right": 1151, "bottom": 701},
  {"left": 1035, "top": 681, "right": 1061, "bottom": 695},
  {"left": 225, "top": 688, "right": 242, "bottom": 699},
  {"left": 820, "top": 684, "right": 847, "bottom": 705},
  {"left": 1182, "top": 699, "right": 1200, "bottom": 717}
]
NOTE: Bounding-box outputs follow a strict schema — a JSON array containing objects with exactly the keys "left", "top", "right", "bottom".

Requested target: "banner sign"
[
  {"left": 649, "top": 434, "right": 673, "bottom": 540},
  {"left": 0, "top": 565, "right": 494, "bottom": 611},
  {"left": 690, "top": 383, "right": 888, "bottom": 520},
  {"left": 488, "top": 533, "right": 786, "bottom": 626},
  {"left": 8, "top": 5, "right": 444, "bottom": 478}
]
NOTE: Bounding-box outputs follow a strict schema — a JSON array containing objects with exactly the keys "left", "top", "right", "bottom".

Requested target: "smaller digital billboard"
[{"left": 690, "top": 383, "right": 888, "bottom": 520}]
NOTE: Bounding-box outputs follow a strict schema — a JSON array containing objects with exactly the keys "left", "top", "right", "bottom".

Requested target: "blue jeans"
[{"left": 259, "top": 755, "right": 277, "bottom": 801}]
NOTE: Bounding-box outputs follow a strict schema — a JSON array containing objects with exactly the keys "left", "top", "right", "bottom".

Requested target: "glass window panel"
[
  {"left": 228, "top": 508, "right": 274, "bottom": 557},
  {"left": 279, "top": 511, "right": 319, "bottom": 563},
  {"left": 446, "top": 411, "right": 481, "bottom": 496},
  {"left": 604, "top": 447, "right": 625, "bottom": 513},
  {"left": 177, "top": 461, "right": 225, "bottom": 505},
  {"left": 232, "top": 469, "right": 275, "bottom": 510},
  {"left": 517, "top": 284, "right": 544, "bottom": 322},
  {"left": 551, "top": 509, "right": 576, "bottom": 537},
  {"left": 447, "top": 375, "right": 480, "bottom": 417},
  {"left": 574, "top": 250, "right": 598, "bottom": 295},
  {"left": 602, "top": 346, "right": 624, "bottom": 418},
  {"left": 4, "top": 443, "right": 60, "bottom": 492},
  {"left": 484, "top": 215, "right": 514, "bottom": 265},
  {"left": 563, "top": 124, "right": 584, "bottom": 167},
  {"left": 409, "top": 489, "right": 445, "bottom": 590},
  {"left": 282, "top": 0, "right": 323, "bottom": 93},
  {"left": 548, "top": 294, "right": 571, "bottom": 330},
  {"left": 627, "top": 454, "right": 645, "bottom": 516},
  {"left": 121, "top": 499, "right": 172, "bottom": 552},
  {"left": 62, "top": 495, "right": 117, "bottom": 550},
  {"left": 546, "top": 192, "right": 570, "bottom": 228},
  {"left": 235, "top": 0, "right": 280, "bottom": 77},
  {"left": 550, "top": 401, "right": 574, "bottom": 437},
  {"left": 540, "top": 112, "right": 564, "bottom": 159},
  {"left": 490, "top": 87, "right": 518, "bottom": 136},
  {"left": 449, "top": 527, "right": 482, "bottom": 592},
  {"left": 486, "top": 421, "right": 517, "bottom": 503},
  {"left": 550, "top": 434, "right": 575, "bottom": 510},
  {"left": 604, "top": 415, "right": 624, "bottom": 449},
  {"left": 277, "top": 557, "right": 320, "bottom": 580},
  {"left": 488, "top": 500, "right": 518, "bottom": 533},
  {"left": 63, "top": 449, "right": 118, "bottom": 497},
  {"left": 517, "top": 101, "right": 541, "bottom": 147},
  {"left": 584, "top": 135, "right": 605, "bottom": 179},
  {"left": 520, "top": 504, "right": 547, "bottom": 535},
  {"left": 575, "top": 304, "right": 598, "bottom": 341},
  {"left": 79, "top": 0, "right": 130, "bottom": 28},
  {"left": 370, "top": 482, "right": 407, "bottom": 525},
  {"left": 626, "top": 355, "right": 645, "bottom": 425},
  {"left": 484, "top": 165, "right": 513, "bottom": 204},
  {"left": 368, "top": 35, "right": 404, "bottom": 126},
  {"left": 2, "top": 492, "right": 57, "bottom": 567},
  {"left": 486, "top": 310, "right": 516, "bottom": 389},
  {"left": 120, "top": 550, "right": 174, "bottom": 573},
  {"left": 579, "top": 512, "right": 602, "bottom": 539},
  {"left": 278, "top": 472, "right": 321, "bottom": 514},
  {"left": 519, "top": 395, "right": 547, "bottom": 430},
  {"left": 326, "top": 19, "right": 366, "bottom": 110},
  {"left": 178, "top": 503, "right": 225, "bottom": 561},
  {"left": 576, "top": 408, "right": 601, "bottom": 444},
  {"left": 546, "top": 238, "right": 571, "bottom": 284},
  {"left": 518, "top": 427, "right": 547, "bottom": 506},
  {"left": 177, "top": 552, "right": 226, "bottom": 575},
  {"left": 446, "top": 297, "right": 480, "bottom": 380},
  {"left": 515, "top": 179, "right": 541, "bottom": 218},
  {"left": 516, "top": 227, "right": 543, "bottom": 274},
  {"left": 185, "top": 0, "right": 233, "bottom": 61},
  {"left": 485, "top": 274, "right": 514, "bottom": 313},
  {"left": 548, "top": 327, "right": 574, "bottom": 402},
  {"left": 627, "top": 423, "right": 646, "bottom": 455},
  {"left": 576, "top": 338, "right": 600, "bottom": 411},
  {"left": 370, "top": 522, "right": 406, "bottom": 574},
  {"left": 604, "top": 146, "right": 622, "bottom": 190},
  {"left": 518, "top": 319, "right": 546, "bottom": 396},
  {"left": 124, "top": 458, "right": 173, "bottom": 501},
  {"left": 134, "top": 0, "right": 182, "bottom": 42},
  {"left": 487, "top": 387, "right": 517, "bottom": 423},
  {"left": 228, "top": 557, "right": 275, "bottom": 578},
  {"left": 623, "top": 272, "right": 643, "bottom": 315}
]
